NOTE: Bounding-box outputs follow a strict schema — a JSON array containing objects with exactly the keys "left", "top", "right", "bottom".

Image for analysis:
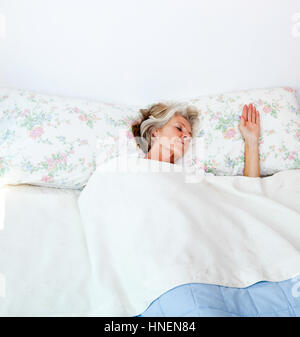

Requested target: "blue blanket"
[{"left": 137, "top": 278, "right": 300, "bottom": 317}]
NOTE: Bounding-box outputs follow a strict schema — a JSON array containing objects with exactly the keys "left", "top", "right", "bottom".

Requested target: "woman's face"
[{"left": 152, "top": 114, "right": 192, "bottom": 159}]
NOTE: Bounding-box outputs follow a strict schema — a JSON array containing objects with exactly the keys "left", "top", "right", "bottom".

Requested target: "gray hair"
[{"left": 131, "top": 101, "right": 200, "bottom": 153}]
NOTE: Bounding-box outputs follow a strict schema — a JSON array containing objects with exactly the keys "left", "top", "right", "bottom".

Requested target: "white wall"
[{"left": 0, "top": 0, "right": 299, "bottom": 105}]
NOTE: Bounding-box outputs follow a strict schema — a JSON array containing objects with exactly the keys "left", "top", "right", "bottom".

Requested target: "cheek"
[
  {"left": 169, "top": 129, "right": 181, "bottom": 140},
  {"left": 159, "top": 128, "right": 181, "bottom": 142}
]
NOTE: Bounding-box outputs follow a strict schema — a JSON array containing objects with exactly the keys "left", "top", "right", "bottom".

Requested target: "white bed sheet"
[{"left": 0, "top": 184, "right": 94, "bottom": 316}]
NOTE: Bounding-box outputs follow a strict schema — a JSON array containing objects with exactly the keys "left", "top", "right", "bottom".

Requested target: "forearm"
[{"left": 243, "top": 139, "right": 260, "bottom": 177}]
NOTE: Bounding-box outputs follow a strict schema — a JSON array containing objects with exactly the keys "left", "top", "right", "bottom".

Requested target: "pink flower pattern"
[
  {"left": 29, "top": 126, "right": 44, "bottom": 139},
  {"left": 223, "top": 128, "right": 236, "bottom": 139}
]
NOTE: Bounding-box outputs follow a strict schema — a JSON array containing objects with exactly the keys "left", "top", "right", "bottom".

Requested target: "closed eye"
[
  {"left": 176, "top": 126, "right": 182, "bottom": 131},
  {"left": 177, "top": 122, "right": 192, "bottom": 136}
]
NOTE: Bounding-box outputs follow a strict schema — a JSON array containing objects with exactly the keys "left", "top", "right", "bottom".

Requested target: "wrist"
[{"left": 245, "top": 138, "right": 259, "bottom": 147}]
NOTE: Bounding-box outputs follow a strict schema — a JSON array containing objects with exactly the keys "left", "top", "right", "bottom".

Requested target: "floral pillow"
[
  {"left": 0, "top": 87, "right": 143, "bottom": 188},
  {"left": 1, "top": 86, "right": 299, "bottom": 189},
  {"left": 176, "top": 87, "right": 300, "bottom": 176},
  {"left": 97, "top": 86, "right": 300, "bottom": 177}
]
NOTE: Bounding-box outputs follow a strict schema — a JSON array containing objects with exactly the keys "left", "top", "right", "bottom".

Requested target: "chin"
[{"left": 173, "top": 146, "right": 185, "bottom": 159}]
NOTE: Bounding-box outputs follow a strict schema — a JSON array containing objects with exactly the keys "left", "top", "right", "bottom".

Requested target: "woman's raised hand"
[{"left": 238, "top": 103, "right": 260, "bottom": 143}]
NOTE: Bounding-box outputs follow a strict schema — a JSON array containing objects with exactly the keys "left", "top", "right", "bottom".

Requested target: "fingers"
[
  {"left": 247, "top": 104, "right": 251, "bottom": 122},
  {"left": 242, "top": 104, "right": 248, "bottom": 121},
  {"left": 241, "top": 103, "right": 260, "bottom": 128},
  {"left": 241, "top": 115, "right": 246, "bottom": 127},
  {"left": 247, "top": 103, "right": 259, "bottom": 124},
  {"left": 256, "top": 108, "right": 260, "bottom": 125},
  {"left": 253, "top": 105, "right": 260, "bottom": 124},
  {"left": 253, "top": 105, "right": 256, "bottom": 124},
  {"left": 249, "top": 103, "right": 254, "bottom": 123}
]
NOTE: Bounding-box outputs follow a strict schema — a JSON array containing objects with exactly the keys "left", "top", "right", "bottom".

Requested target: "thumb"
[
  {"left": 238, "top": 117, "right": 245, "bottom": 132},
  {"left": 241, "top": 115, "right": 246, "bottom": 127}
]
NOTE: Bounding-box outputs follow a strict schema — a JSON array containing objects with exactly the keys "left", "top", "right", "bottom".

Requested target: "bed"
[
  {"left": 1, "top": 85, "right": 300, "bottom": 317},
  {"left": 1, "top": 156, "right": 300, "bottom": 317}
]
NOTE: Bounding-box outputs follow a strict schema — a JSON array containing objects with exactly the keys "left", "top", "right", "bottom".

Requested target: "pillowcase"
[
  {"left": 176, "top": 87, "right": 300, "bottom": 176},
  {"left": 96, "top": 86, "right": 300, "bottom": 177},
  {"left": 1, "top": 86, "right": 299, "bottom": 189},
  {"left": 0, "top": 87, "right": 143, "bottom": 189}
]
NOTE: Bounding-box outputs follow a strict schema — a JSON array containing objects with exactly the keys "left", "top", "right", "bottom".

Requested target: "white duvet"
[
  {"left": 78, "top": 156, "right": 300, "bottom": 316},
  {"left": 0, "top": 156, "right": 300, "bottom": 316}
]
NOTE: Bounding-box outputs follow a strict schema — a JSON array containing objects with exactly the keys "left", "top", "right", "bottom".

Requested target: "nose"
[{"left": 182, "top": 133, "right": 191, "bottom": 143}]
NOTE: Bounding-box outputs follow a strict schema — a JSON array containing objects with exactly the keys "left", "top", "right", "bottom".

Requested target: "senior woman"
[{"left": 132, "top": 103, "right": 260, "bottom": 177}]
